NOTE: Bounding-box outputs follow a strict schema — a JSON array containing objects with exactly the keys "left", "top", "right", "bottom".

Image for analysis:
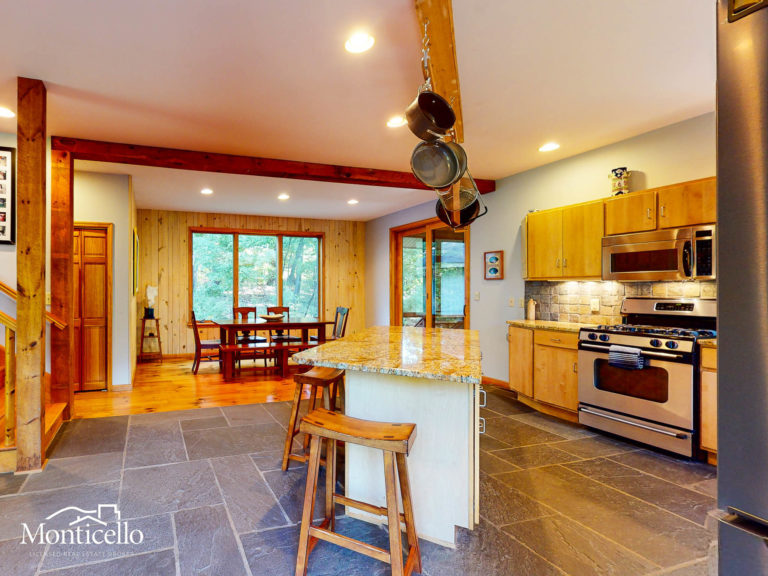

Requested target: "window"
[{"left": 190, "top": 229, "right": 322, "bottom": 320}]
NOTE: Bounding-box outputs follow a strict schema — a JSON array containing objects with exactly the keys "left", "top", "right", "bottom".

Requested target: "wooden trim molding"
[{"left": 51, "top": 136, "right": 496, "bottom": 193}]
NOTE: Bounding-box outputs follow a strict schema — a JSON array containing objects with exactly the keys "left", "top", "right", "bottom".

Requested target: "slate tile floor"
[{"left": 0, "top": 389, "right": 718, "bottom": 575}]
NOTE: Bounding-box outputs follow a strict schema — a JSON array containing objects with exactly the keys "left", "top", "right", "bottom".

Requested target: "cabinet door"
[
  {"left": 604, "top": 189, "right": 656, "bottom": 235},
  {"left": 508, "top": 326, "right": 533, "bottom": 397},
  {"left": 700, "top": 369, "right": 717, "bottom": 453},
  {"left": 657, "top": 177, "right": 717, "bottom": 228},
  {"left": 562, "top": 200, "right": 604, "bottom": 278},
  {"left": 533, "top": 344, "right": 578, "bottom": 411},
  {"left": 526, "top": 210, "right": 563, "bottom": 278}
]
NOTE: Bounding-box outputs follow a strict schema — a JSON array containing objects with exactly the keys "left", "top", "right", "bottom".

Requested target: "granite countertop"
[
  {"left": 699, "top": 338, "right": 717, "bottom": 349},
  {"left": 507, "top": 319, "right": 597, "bottom": 333},
  {"left": 292, "top": 325, "right": 482, "bottom": 384}
]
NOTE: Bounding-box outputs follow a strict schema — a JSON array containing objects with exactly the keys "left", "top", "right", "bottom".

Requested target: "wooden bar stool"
[
  {"left": 281, "top": 367, "right": 345, "bottom": 471},
  {"left": 295, "top": 408, "right": 421, "bottom": 576}
]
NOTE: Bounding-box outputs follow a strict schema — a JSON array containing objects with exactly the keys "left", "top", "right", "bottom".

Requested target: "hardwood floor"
[{"left": 72, "top": 356, "right": 305, "bottom": 419}]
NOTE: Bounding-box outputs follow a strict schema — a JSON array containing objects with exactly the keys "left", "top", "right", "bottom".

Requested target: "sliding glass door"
[{"left": 392, "top": 219, "right": 469, "bottom": 329}]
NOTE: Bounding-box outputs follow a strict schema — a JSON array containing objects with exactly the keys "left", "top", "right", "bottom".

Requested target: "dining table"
[{"left": 212, "top": 317, "right": 334, "bottom": 378}]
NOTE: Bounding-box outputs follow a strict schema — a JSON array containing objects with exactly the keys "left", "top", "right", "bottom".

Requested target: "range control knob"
[
  {"left": 588, "top": 333, "right": 598, "bottom": 340},
  {"left": 665, "top": 341, "right": 679, "bottom": 350},
  {"left": 598, "top": 334, "right": 610, "bottom": 342},
  {"left": 649, "top": 339, "right": 662, "bottom": 348}
]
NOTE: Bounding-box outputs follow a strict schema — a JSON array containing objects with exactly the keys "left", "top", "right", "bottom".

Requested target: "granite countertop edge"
[
  {"left": 506, "top": 319, "right": 597, "bottom": 333},
  {"left": 293, "top": 356, "right": 482, "bottom": 384}
]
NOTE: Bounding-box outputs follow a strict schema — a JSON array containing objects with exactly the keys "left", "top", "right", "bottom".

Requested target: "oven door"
[
  {"left": 578, "top": 348, "right": 694, "bottom": 430},
  {"left": 602, "top": 234, "right": 692, "bottom": 281}
]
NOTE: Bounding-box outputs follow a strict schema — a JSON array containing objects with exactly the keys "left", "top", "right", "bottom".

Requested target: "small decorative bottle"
[{"left": 526, "top": 298, "right": 537, "bottom": 321}]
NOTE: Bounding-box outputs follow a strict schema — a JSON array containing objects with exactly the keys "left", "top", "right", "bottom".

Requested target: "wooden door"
[
  {"left": 73, "top": 225, "right": 111, "bottom": 392},
  {"left": 526, "top": 209, "right": 562, "bottom": 278},
  {"left": 508, "top": 326, "right": 533, "bottom": 397},
  {"left": 657, "top": 176, "right": 717, "bottom": 228},
  {"left": 562, "top": 200, "right": 604, "bottom": 278},
  {"left": 604, "top": 189, "right": 656, "bottom": 235}
]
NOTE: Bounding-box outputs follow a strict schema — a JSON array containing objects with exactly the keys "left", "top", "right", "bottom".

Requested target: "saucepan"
[
  {"left": 435, "top": 172, "right": 487, "bottom": 229},
  {"left": 405, "top": 90, "right": 456, "bottom": 141},
  {"left": 410, "top": 140, "right": 467, "bottom": 189}
]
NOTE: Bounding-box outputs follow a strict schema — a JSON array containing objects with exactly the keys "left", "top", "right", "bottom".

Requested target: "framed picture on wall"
[
  {"left": 133, "top": 228, "right": 140, "bottom": 294},
  {"left": 484, "top": 250, "right": 503, "bottom": 280},
  {"left": 0, "top": 146, "right": 16, "bottom": 245}
]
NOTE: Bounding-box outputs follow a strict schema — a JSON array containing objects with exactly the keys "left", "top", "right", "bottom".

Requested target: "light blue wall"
[{"left": 365, "top": 112, "right": 717, "bottom": 381}]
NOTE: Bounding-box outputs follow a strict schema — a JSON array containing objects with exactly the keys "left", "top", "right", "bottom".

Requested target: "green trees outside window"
[{"left": 191, "top": 231, "right": 321, "bottom": 320}]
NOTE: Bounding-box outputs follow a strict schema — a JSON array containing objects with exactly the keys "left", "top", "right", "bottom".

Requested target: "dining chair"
[
  {"left": 310, "top": 306, "right": 349, "bottom": 342},
  {"left": 190, "top": 310, "right": 221, "bottom": 374},
  {"left": 267, "top": 306, "right": 302, "bottom": 343},
  {"left": 233, "top": 306, "right": 269, "bottom": 367},
  {"left": 233, "top": 306, "right": 267, "bottom": 344}
]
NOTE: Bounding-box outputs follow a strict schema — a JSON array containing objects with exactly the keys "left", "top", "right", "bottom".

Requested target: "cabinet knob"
[
  {"left": 563, "top": 258, "right": 568, "bottom": 268},
  {"left": 550, "top": 338, "right": 561, "bottom": 343},
  {"left": 573, "top": 362, "right": 578, "bottom": 373},
  {"left": 556, "top": 258, "right": 561, "bottom": 268},
  {"left": 646, "top": 208, "right": 652, "bottom": 220},
  {"left": 660, "top": 205, "right": 666, "bottom": 218}
]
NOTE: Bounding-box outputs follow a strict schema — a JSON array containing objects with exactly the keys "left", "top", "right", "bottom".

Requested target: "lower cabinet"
[
  {"left": 700, "top": 347, "right": 717, "bottom": 455},
  {"left": 533, "top": 330, "right": 579, "bottom": 412},
  {"left": 508, "top": 325, "right": 579, "bottom": 413}
]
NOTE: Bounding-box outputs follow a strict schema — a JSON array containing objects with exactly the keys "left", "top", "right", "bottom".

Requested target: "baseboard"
[{"left": 481, "top": 376, "right": 510, "bottom": 390}]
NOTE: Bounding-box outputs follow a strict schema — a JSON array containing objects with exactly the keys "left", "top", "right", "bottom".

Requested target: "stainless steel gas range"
[{"left": 577, "top": 298, "right": 716, "bottom": 457}]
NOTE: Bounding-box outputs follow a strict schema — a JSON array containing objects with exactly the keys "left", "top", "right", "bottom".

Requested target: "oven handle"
[
  {"left": 579, "top": 407, "right": 689, "bottom": 439},
  {"left": 579, "top": 343, "right": 683, "bottom": 360}
]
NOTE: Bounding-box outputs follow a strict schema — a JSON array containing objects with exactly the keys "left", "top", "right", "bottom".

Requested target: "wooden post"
[
  {"left": 15, "top": 77, "right": 47, "bottom": 472},
  {"left": 50, "top": 150, "right": 74, "bottom": 418},
  {"left": 4, "top": 329, "right": 15, "bottom": 447}
]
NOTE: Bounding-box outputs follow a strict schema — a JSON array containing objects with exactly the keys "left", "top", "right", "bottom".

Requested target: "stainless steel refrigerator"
[{"left": 718, "top": 0, "right": 768, "bottom": 573}]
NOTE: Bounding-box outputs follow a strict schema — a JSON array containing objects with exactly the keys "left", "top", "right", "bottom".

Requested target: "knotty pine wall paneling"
[{"left": 137, "top": 209, "right": 365, "bottom": 356}]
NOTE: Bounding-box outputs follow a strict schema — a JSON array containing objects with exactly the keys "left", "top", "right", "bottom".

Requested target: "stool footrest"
[
  {"left": 308, "top": 526, "right": 390, "bottom": 564},
  {"left": 334, "top": 493, "right": 406, "bottom": 525}
]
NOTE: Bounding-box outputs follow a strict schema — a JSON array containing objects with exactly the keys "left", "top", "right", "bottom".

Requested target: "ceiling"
[{"left": 1, "top": 1, "right": 715, "bottom": 221}]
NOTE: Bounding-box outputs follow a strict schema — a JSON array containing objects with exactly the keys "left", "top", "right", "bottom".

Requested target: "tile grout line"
[
  {"left": 170, "top": 507, "right": 181, "bottom": 576},
  {"left": 491, "top": 464, "right": 666, "bottom": 571},
  {"left": 604, "top": 453, "right": 717, "bottom": 496},
  {"left": 564, "top": 459, "right": 717, "bottom": 529},
  {"left": 208, "top": 459, "right": 255, "bottom": 576}
]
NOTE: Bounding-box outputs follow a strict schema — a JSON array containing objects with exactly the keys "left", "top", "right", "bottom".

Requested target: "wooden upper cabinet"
[
  {"left": 604, "top": 189, "right": 656, "bottom": 235},
  {"left": 657, "top": 176, "right": 717, "bottom": 229},
  {"left": 562, "top": 200, "right": 604, "bottom": 278},
  {"left": 526, "top": 209, "right": 563, "bottom": 278}
]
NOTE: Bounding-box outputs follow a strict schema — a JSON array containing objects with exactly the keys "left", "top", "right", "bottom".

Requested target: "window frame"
[{"left": 188, "top": 226, "right": 324, "bottom": 321}]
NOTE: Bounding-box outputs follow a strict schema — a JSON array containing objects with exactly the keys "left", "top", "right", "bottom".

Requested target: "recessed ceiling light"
[
  {"left": 0, "top": 107, "right": 15, "bottom": 118},
  {"left": 278, "top": 193, "right": 290, "bottom": 201},
  {"left": 387, "top": 115, "right": 407, "bottom": 128},
  {"left": 538, "top": 142, "right": 560, "bottom": 152},
  {"left": 200, "top": 188, "right": 213, "bottom": 195},
  {"left": 345, "top": 32, "right": 375, "bottom": 54},
  {"left": 347, "top": 199, "right": 359, "bottom": 205}
]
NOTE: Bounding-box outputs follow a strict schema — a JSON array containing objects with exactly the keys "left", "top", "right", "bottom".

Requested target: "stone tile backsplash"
[{"left": 524, "top": 281, "right": 717, "bottom": 325}]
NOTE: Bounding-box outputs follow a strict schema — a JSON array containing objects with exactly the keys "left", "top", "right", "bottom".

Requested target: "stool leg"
[
  {"left": 383, "top": 451, "right": 404, "bottom": 576},
  {"left": 325, "top": 438, "right": 337, "bottom": 532},
  {"left": 295, "top": 435, "right": 322, "bottom": 576},
  {"left": 303, "top": 385, "right": 319, "bottom": 451},
  {"left": 396, "top": 452, "right": 422, "bottom": 574},
  {"left": 281, "top": 382, "right": 303, "bottom": 471}
]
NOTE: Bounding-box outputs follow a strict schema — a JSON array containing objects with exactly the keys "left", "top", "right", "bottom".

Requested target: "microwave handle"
[{"left": 682, "top": 240, "right": 692, "bottom": 277}]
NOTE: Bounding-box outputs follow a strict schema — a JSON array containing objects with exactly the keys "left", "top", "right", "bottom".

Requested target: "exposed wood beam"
[
  {"left": 51, "top": 136, "right": 495, "bottom": 193},
  {"left": 415, "top": 0, "right": 464, "bottom": 143},
  {"left": 16, "top": 77, "right": 47, "bottom": 473},
  {"left": 50, "top": 150, "right": 74, "bottom": 418}
]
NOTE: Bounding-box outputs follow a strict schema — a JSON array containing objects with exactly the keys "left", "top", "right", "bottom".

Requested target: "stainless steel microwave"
[{"left": 602, "top": 225, "right": 716, "bottom": 282}]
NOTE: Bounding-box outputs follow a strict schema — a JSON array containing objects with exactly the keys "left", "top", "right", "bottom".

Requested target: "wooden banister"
[
  {"left": 0, "top": 310, "right": 17, "bottom": 332},
  {"left": 0, "top": 280, "right": 66, "bottom": 330}
]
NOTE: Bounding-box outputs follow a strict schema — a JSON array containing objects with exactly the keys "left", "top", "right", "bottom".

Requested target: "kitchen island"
[{"left": 292, "top": 325, "right": 482, "bottom": 547}]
